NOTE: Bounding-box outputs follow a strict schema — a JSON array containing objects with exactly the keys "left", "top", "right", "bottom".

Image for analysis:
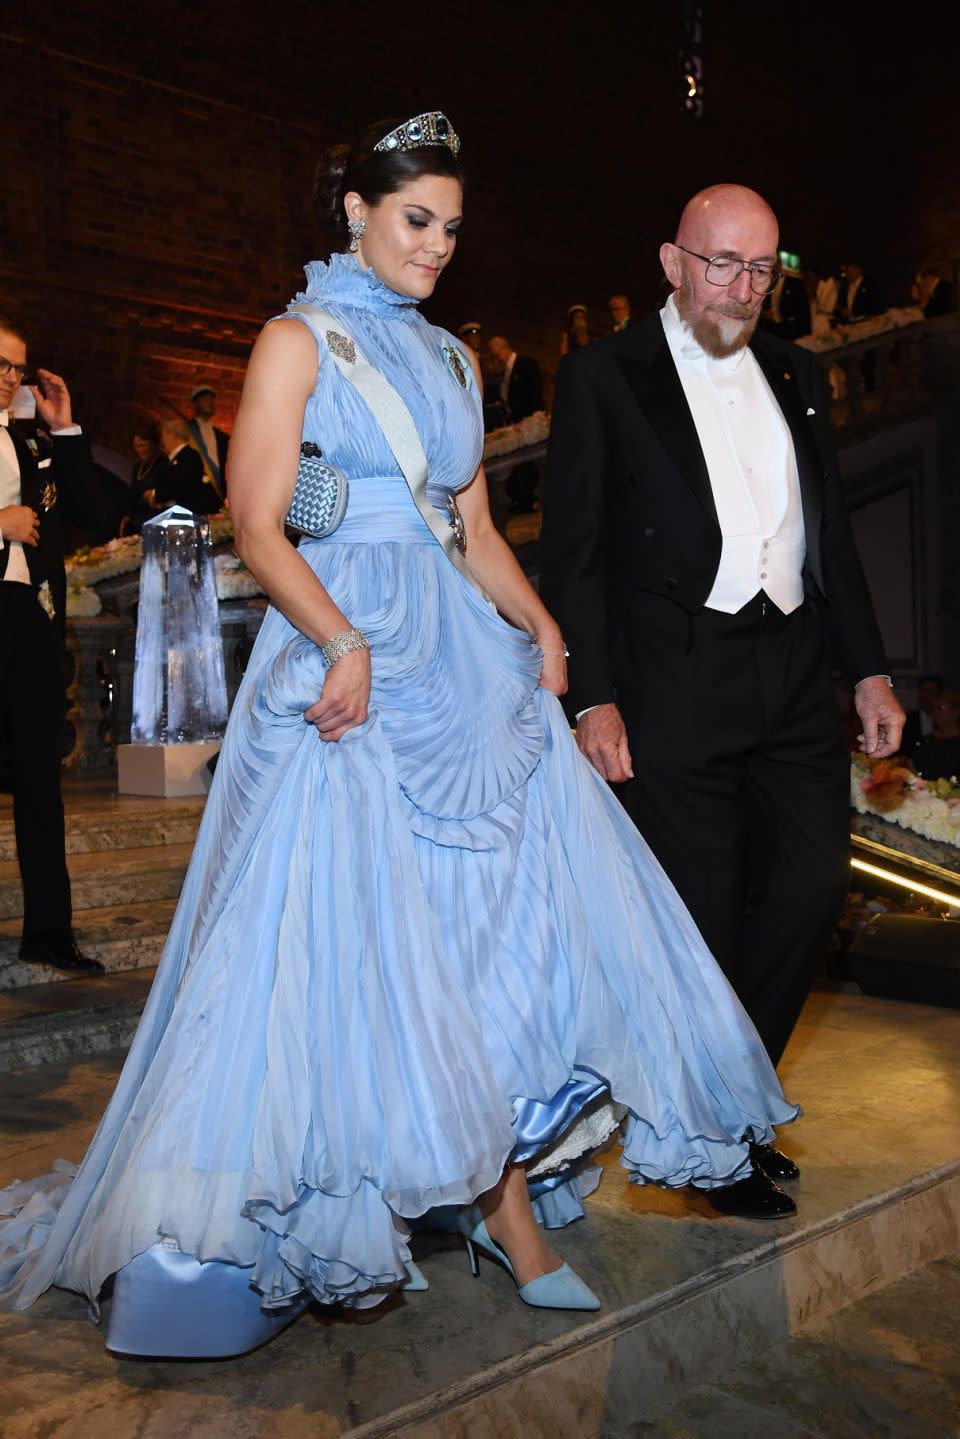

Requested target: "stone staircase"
[{"left": 0, "top": 782, "right": 203, "bottom": 1070}]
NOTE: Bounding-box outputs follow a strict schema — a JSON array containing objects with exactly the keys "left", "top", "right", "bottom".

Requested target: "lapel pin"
[
  {"left": 806, "top": 407, "right": 816, "bottom": 416},
  {"left": 783, "top": 371, "right": 791, "bottom": 380}
]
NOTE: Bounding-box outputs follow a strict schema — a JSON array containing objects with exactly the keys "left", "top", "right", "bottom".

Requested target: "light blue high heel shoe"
[{"left": 457, "top": 1206, "right": 601, "bottom": 1312}]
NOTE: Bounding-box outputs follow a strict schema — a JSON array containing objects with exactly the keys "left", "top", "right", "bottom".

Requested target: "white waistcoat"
[{"left": 660, "top": 296, "right": 806, "bottom": 615}]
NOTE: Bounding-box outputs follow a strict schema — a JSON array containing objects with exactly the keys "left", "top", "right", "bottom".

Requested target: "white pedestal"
[{"left": 117, "top": 742, "right": 221, "bottom": 797}]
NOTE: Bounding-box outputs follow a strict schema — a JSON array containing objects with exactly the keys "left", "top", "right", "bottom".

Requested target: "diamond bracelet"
[
  {"left": 536, "top": 636, "right": 570, "bottom": 658},
  {"left": 321, "top": 627, "right": 369, "bottom": 667}
]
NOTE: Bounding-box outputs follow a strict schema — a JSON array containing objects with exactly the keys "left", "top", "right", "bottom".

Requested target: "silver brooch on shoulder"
[
  {"left": 442, "top": 345, "right": 468, "bottom": 388},
  {"left": 326, "top": 330, "right": 357, "bottom": 365}
]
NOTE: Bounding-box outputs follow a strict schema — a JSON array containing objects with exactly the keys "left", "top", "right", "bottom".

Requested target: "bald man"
[{"left": 542, "top": 185, "right": 903, "bottom": 1220}]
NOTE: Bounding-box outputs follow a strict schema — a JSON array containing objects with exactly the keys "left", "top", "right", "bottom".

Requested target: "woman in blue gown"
[{"left": 0, "top": 112, "right": 798, "bottom": 1356}]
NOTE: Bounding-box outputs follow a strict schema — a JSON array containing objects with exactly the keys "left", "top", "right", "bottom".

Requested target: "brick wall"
[{"left": 3, "top": 7, "right": 957, "bottom": 458}]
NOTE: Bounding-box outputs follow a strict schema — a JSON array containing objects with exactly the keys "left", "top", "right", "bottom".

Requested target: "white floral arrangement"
[
  {"left": 214, "top": 553, "right": 263, "bottom": 600},
  {"left": 483, "top": 410, "right": 550, "bottom": 461},
  {"left": 66, "top": 510, "right": 235, "bottom": 587},
  {"left": 850, "top": 755, "right": 960, "bottom": 849},
  {"left": 65, "top": 579, "right": 103, "bottom": 618},
  {"left": 796, "top": 306, "right": 925, "bottom": 355},
  {"left": 66, "top": 534, "right": 142, "bottom": 585}
]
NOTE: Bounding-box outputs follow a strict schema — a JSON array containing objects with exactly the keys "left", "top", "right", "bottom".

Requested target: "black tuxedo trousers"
[
  {"left": 0, "top": 584, "right": 71, "bottom": 938},
  {"left": 615, "top": 590, "right": 849, "bottom": 1066}
]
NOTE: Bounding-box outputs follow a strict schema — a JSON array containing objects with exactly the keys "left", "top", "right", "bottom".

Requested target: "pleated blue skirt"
[{"left": 0, "top": 478, "right": 797, "bottom": 1319}]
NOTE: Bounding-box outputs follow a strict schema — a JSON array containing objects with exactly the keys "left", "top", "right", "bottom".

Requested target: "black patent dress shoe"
[
  {"left": 704, "top": 1168, "right": 797, "bottom": 1220},
  {"left": 750, "top": 1141, "right": 800, "bottom": 1183},
  {"left": 18, "top": 929, "right": 105, "bottom": 974}
]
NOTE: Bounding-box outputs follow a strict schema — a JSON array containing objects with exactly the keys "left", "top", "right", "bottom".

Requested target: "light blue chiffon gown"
[{"left": 0, "top": 255, "right": 797, "bottom": 1354}]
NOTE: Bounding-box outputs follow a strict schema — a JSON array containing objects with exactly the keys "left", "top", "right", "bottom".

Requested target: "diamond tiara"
[{"left": 374, "top": 112, "right": 461, "bottom": 157}]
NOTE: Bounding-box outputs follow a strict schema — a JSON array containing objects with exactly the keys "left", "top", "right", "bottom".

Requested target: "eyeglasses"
[
  {"left": 674, "top": 245, "right": 781, "bottom": 295},
  {"left": 0, "top": 356, "right": 32, "bottom": 383}
]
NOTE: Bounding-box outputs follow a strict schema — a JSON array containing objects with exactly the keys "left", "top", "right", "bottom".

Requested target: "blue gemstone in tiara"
[{"left": 374, "top": 111, "right": 461, "bottom": 157}]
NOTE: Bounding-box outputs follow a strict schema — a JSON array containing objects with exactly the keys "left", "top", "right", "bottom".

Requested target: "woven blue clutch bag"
[{"left": 286, "top": 442, "right": 349, "bottom": 537}]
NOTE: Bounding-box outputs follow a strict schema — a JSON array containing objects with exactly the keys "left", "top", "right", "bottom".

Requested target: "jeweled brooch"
[
  {"left": 447, "top": 494, "right": 467, "bottom": 553},
  {"left": 40, "top": 480, "right": 58, "bottom": 511},
  {"left": 326, "top": 330, "right": 357, "bottom": 365},
  {"left": 442, "top": 345, "right": 468, "bottom": 388}
]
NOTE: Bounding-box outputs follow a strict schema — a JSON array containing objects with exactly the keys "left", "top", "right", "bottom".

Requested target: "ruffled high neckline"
[{"left": 296, "top": 253, "right": 419, "bottom": 320}]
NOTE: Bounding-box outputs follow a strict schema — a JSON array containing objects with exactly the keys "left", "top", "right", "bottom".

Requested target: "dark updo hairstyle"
[{"left": 314, "top": 114, "right": 465, "bottom": 251}]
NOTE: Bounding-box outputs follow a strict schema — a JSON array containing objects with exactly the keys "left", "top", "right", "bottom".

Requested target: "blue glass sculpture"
[{"left": 131, "top": 506, "right": 228, "bottom": 744}]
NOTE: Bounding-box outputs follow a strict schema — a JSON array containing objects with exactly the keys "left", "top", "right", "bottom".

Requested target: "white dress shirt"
[
  {"left": 660, "top": 293, "right": 806, "bottom": 616},
  {"left": 0, "top": 411, "right": 31, "bottom": 584}
]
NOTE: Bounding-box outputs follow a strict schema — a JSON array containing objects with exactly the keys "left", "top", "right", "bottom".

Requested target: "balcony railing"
[{"left": 805, "top": 311, "right": 960, "bottom": 440}]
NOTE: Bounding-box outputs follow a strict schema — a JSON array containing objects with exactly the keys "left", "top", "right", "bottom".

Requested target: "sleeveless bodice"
[{"left": 285, "top": 255, "right": 483, "bottom": 510}]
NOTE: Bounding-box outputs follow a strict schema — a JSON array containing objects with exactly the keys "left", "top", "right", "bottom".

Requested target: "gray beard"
[{"left": 677, "top": 282, "right": 760, "bottom": 358}]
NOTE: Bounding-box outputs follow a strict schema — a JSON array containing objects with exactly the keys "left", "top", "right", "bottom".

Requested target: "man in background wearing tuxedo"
[
  {"left": 160, "top": 418, "right": 220, "bottom": 514},
  {"left": 542, "top": 186, "right": 903, "bottom": 1219},
  {"left": 186, "top": 384, "right": 229, "bottom": 502},
  {"left": 608, "top": 294, "right": 635, "bottom": 333},
  {"left": 836, "top": 262, "right": 884, "bottom": 323},
  {"left": 0, "top": 315, "right": 102, "bottom": 973},
  {"left": 488, "top": 335, "right": 543, "bottom": 513}
]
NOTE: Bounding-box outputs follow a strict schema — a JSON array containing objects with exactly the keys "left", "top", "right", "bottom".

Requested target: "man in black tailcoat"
[
  {"left": 836, "top": 262, "right": 884, "bottom": 322},
  {"left": 0, "top": 314, "right": 102, "bottom": 972},
  {"left": 541, "top": 186, "right": 904, "bottom": 1219},
  {"left": 159, "top": 418, "right": 220, "bottom": 514},
  {"left": 488, "top": 335, "right": 544, "bottom": 513}
]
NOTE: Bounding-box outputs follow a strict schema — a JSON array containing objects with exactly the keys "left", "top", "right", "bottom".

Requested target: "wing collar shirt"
[
  {"left": 660, "top": 292, "right": 805, "bottom": 615},
  {"left": 0, "top": 410, "right": 31, "bottom": 584}
]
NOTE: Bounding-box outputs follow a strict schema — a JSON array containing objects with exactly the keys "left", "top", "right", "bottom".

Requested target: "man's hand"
[
  {"left": 0, "top": 505, "right": 40, "bottom": 546},
  {"left": 304, "top": 646, "right": 371, "bottom": 742},
  {"left": 854, "top": 676, "right": 905, "bottom": 759},
  {"left": 575, "top": 702, "right": 634, "bottom": 783},
  {"left": 29, "top": 369, "right": 73, "bottom": 431}
]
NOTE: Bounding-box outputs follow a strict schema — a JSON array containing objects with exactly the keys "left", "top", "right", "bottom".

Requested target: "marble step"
[
  {"left": 641, "top": 1247, "right": 960, "bottom": 1439},
  {"left": 360, "top": 1161, "right": 960, "bottom": 1438},
  {"left": 0, "top": 843, "right": 194, "bottom": 920},
  {"left": 0, "top": 989, "right": 957, "bottom": 1434},
  {"left": 0, "top": 898, "right": 177, "bottom": 990},
  {"left": 0, "top": 966, "right": 154, "bottom": 1073},
  {"left": 0, "top": 797, "right": 203, "bottom": 862}
]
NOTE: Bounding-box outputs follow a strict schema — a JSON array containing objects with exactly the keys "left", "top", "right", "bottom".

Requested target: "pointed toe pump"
[{"left": 457, "top": 1206, "right": 601, "bottom": 1312}]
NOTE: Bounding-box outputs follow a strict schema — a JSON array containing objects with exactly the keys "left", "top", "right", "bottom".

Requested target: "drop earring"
[{"left": 347, "top": 217, "right": 366, "bottom": 253}]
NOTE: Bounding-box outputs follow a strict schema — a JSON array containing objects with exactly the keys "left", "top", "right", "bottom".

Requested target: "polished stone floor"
[
  {"left": 1, "top": 986, "right": 959, "bottom": 1438},
  {"left": 650, "top": 1249, "right": 960, "bottom": 1438}
]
